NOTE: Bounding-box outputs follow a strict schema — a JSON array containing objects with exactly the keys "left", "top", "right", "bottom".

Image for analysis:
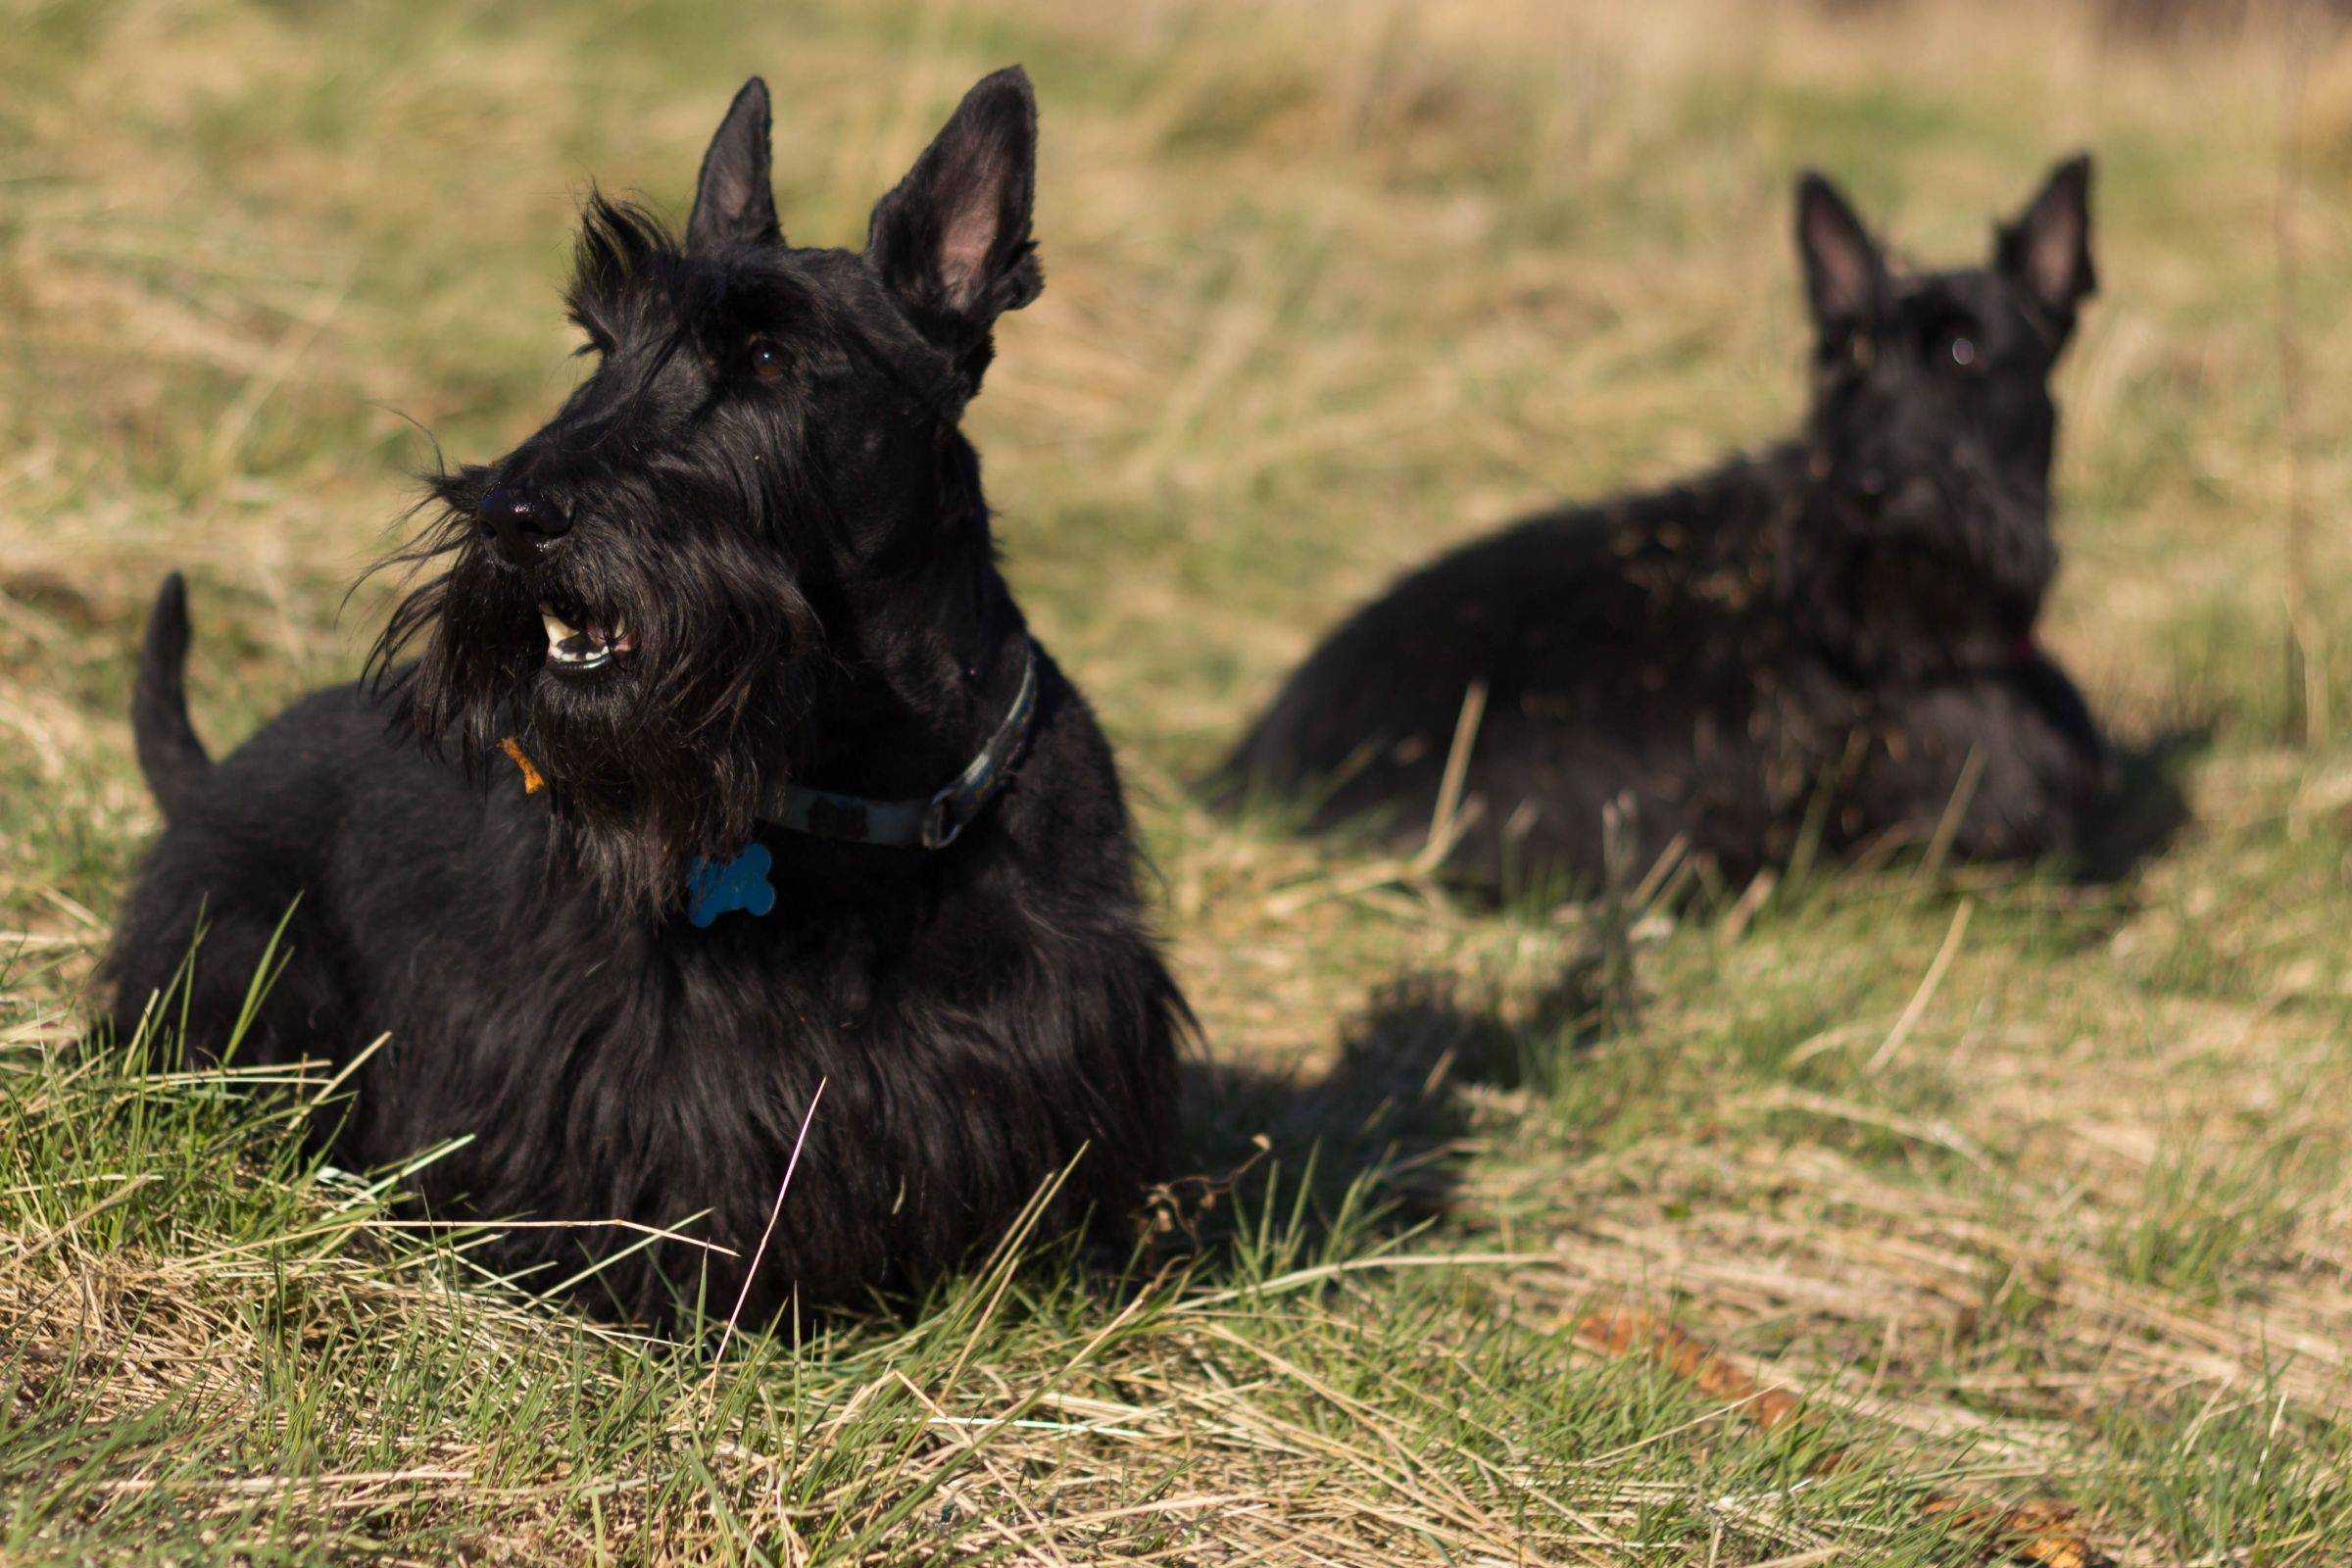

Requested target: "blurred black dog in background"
[
  {"left": 1221, "top": 157, "right": 2107, "bottom": 895},
  {"left": 105, "top": 69, "right": 1185, "bottom": 1325}
]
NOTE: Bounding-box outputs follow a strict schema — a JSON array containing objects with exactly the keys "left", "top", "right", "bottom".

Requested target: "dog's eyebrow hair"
[
  {"left": 686, "top": 261, "right": 957, "bottom": 420},
  {"left": 550, "top": 314, "right": 697, "bottom": 466}
]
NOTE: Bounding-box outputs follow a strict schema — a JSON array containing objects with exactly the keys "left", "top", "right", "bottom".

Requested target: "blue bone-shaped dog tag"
[{"left": 685, "top": 842, "right": 776, "bottom": 928}]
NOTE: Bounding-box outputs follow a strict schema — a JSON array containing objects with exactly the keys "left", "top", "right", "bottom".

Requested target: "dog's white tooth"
[{"left": 542, "top": 611, "right": 576, "bottom": 648}]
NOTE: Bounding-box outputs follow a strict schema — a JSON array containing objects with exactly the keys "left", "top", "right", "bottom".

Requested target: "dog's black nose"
[{"left": 475, "top": 485, "right": 571, "bottom": 564}]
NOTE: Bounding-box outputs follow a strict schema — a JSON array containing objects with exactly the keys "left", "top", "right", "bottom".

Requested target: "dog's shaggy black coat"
[
  {"left": 103, "top": 69, "right": 1185, "bottom": 1325},
  {"left": 1221, "top": 158, "right": 2109, "bottom": 892}
]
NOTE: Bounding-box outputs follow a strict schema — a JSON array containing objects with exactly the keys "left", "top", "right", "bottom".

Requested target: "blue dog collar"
[
  {"left": 486, "top": 640, "right": 1033, "bottom": 927},
  {"left": 683, "top": 641, "right": 1039, "bottom": 925}
]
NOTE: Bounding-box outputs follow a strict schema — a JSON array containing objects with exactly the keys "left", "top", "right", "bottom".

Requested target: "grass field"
[{"left": 5, "top": 0, "right": 2352, "bottom": 1562}]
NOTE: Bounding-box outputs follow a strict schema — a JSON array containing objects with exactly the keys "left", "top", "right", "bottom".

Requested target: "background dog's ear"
[
  {"left": 1794, "top": 172, "right": 1887, "bottom": 332},
  {"left": 687, "top": 77, "right": 780, "bottom": 253},
  {"left": 865, "top": 67, "right": 1043, "bottom": 350},
  {"left": 1997, "top": 152, "right": 2095, "bottom": 332}
]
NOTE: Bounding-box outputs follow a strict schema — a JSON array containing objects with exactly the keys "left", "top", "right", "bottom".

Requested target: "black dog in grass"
[
  {"left": 104, "top": 70, "right": 1186, "bottom": 1325},
  {"left": 1221, "top": 158, "right": 2108, "bottom": 895}
]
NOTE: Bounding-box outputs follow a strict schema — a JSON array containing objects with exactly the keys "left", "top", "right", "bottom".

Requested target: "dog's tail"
[{"left": 133, "top": 573, "right": 211, "bottom": 821}]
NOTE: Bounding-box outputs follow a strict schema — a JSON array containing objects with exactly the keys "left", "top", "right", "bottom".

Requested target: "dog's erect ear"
[
  {"left": 865, "top": 67, "right": 1043, "bottom": 342},
  {"left": 1997, "top": 152, "right": 2095, "bottom": 329},
  {"left": 688, "top": 77, "right": 780, "bottom": 253},
  {"left": 1794, "top": 172, "right": 1887, "bottom": 332}
]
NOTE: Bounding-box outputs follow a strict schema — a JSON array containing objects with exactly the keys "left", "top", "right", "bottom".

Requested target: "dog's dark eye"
[
  {"left": 747, "top": 340, "right": 788, "bottom": 381},
  {"left": 1926, "top": 318, "right": 1982, "bottom": 372}
]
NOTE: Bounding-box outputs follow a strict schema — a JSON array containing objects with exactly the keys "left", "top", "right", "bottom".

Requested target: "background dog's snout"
[{"left": 475, "top": 485, "right": 571, "bottom": 564}]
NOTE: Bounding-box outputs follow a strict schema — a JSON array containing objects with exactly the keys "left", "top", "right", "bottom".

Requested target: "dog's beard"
[
  {"left": 374, "top": 527, "right": 815, "bottom": 916},
  {"left": 1819, "top": 441, "right": 2054, "bottom": 598},
  {"left": 1935, "top": 446, "right": 2055, "bottom": 600},
  {"left": 1783, "top": 442, "right": 2058, "bottom": 680},
  {"left": 520, "top": 677, "right": 781, "bottom": 914}
]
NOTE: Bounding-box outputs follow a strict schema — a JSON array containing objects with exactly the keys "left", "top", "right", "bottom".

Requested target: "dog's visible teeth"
[{"left": 538, "top": 604, "right": 626, "bottom": 668}]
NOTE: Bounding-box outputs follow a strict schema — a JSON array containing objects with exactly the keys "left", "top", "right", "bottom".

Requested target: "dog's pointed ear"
[
  {"left": 1997, "top": 152, "right": 2095, "bottom": 332},
  {"left": 688, "top": 77, "right": 780, "bottom": 253},
  {"left": 1794, "top": 171, "right": 1886, "bottom": 332},
  {"left": 865, "top": 67, "right": 1043, "bottom": 349}
]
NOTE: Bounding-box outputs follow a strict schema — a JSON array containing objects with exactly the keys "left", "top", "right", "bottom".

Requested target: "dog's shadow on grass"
[{"left": 1164, "top": 965, "right": 1610, "bottom": 1261}]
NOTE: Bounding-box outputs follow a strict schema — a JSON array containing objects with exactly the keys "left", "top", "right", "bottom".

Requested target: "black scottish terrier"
[
  {"left": 1221, "top": 158, "right": 2108, "bottom": 893},
  {"left": 105, "top": 69, "right": 1186, "bottom": 1325}
]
